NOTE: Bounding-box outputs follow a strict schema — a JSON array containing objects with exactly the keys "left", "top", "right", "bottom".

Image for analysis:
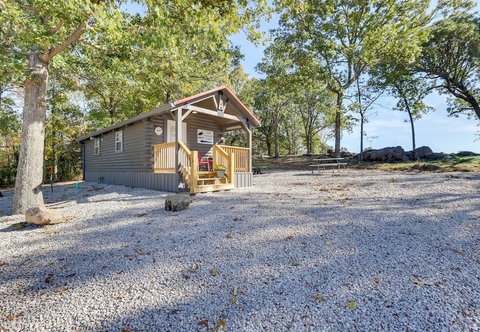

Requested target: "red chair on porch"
[{"left": 198, "top": 152, "right": 213, "bottom": 172}]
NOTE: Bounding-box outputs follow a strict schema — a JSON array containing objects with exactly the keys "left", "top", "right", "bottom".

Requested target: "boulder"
[
  {"left": 456, "top": 151, "right": 477, "bottom": 157},
  {"left": 165, "top": 194, "right": 191, "bottom": 211},
  {"left": 363, "top": 146, "right": 409, "bottom": 162},
  {"left": 430, "top": 152, "right": 453, "bottom": 160},
  {"left": 340, "top": 151, "right": 354, "bottom": 158},
  {"left": 412, "top": 146, "right": 433, "bottom": 159},
  {"left": 25, "top": 206, "right": 64, "bottom": 225}
]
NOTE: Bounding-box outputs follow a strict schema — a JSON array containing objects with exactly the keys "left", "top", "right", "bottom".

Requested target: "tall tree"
[
  {"left": 295, "top": 82, "right": 335, "bottom": 155},
  {"left": 389, "top": 75, "right": 433, "bottom": 158},
  {"left": 257, "top": 43, "right": 296, "bottom": 158},
  {"left": 348, "top": 76, "right": 383, "bottom": 160},
  {"left": 2, "top": 0, "right": 269, "bottom": 214},
  {"left": 250, "top": 79, "right": 277, "bottom": 157},
  {"left": 274, "top": 0, "right": 432, "bottom": 157}
]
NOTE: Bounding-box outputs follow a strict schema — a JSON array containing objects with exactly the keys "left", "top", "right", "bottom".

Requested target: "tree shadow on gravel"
[{"left": 1, "top": 174, "right": 479, "bottom": 331}]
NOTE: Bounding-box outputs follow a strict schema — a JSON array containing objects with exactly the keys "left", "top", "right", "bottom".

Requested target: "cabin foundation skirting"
[
  {"left": 234, "top": 172, "right": 252, "bottom": 188},
  {"left": 84, "top": 171, "right": 253, "bottom": 192},
  {"left": 84, "top": 171, "right": 181, "bottom": 192}
]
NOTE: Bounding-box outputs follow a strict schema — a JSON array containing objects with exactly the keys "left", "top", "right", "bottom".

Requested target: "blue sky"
[{"left": 228, "top": 12, "right": 480, "bottom": 154}]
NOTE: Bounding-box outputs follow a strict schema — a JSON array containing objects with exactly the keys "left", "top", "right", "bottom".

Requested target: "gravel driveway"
[{"left": 1, "top": 170, "right": 479, "bottom": 331}]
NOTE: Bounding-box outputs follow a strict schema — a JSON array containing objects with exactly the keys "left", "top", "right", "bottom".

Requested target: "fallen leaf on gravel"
[
  {"left": 133, "top": 249, "right": 157, "bottom": 255},
  {"left": 45, "top": 273, "right": 53, "bottom": 283},
  {"left": 58, "top": 289, "right": 68, "bottom": 295},
  {"left": 411, "top": 279, "right": 432, "bottom": 288},
  {"left": 198, "top": 319, "right": 209, "bottom": 328},
  {"left": 285, "top": 235, "right": 293, "bottom": 240},
  {"left": 7, "top": 312, "right": 23, "bottom": 320},
  {"left": 347, "top": 301, "right": 357, "bottom": 309},
  {"left": 230, "top": 297, "right": 238, "bottom": 304},
  {"left": 226, "top": 234, "right": 233, "bottom": 239},
  {"left": 209, "top": 268, "right": 219, "bottom": 276},
  {"left": 115, "top": 294, "right": 128, "bottom": 299},
  {"left": 325, "top": 241, "right": 332, "bottom": 245},
  {"left": 313, "top": 294, "right": 326, "bottom": 302},
  {"left": 217, "top": 320, "right": 226, "bottom": 327},
  {"left": 121, "top": 329, "right": 132, "bottom": 332},
  {"left": 0, "top": 262, "right": 8, "bottom": 267},
  {"left": 63, "top": 216, "right": 75, "bottom": 222}
]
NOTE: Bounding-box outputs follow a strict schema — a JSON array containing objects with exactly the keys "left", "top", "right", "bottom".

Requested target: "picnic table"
[{"left": 309, "top": 158, "right": 347, "bottom": 173}]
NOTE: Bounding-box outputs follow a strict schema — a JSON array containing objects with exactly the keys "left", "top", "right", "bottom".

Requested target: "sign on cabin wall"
[{"left": 197, "top": 129, "right": 213, "bottom": 144}]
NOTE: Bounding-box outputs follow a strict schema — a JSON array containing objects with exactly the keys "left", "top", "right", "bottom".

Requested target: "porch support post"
[
  {"left": 175, "top": 107, "right": 182, "bottom": 172},
  {"left": 241, "top": 122, "right": 253, "bottom": 173}
]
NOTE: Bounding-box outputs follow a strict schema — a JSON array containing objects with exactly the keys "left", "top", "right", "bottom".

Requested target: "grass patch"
[
  {"left": 253, "top": 155, "right": 480, "bottom": 172},
  {"left": 375, "top": 156, "right": 480, "bottom": 172}
]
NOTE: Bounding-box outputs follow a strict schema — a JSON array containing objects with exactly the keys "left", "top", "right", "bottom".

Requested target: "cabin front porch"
[{"left": 153, "top": 142, "right": 251, "bottom": 194}]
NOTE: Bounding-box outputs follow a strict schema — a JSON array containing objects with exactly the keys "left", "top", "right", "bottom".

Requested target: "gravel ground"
[{"left": 0, "top": 169, "right": 479, "bottom": 332}]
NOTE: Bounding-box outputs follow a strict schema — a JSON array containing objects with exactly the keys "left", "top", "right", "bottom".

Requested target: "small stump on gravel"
[{"left": 165, "top": 194, "right": 191, "bottom": 211}]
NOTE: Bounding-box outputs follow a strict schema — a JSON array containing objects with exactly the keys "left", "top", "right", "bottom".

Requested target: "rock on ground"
[{"left": 25, "top": 206, "right": 64, "bottom": 225}]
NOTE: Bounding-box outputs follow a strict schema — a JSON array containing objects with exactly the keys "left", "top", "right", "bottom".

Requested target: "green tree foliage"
[
  {"left": 273, "top": 0, "right": 431, "bottom": 156},
  {"left": 45, "top": 70, "right": 86, "bottom": 182},
  {"left": 416, "top": 7, "right": 480, "bottom": 119},
  {"left": 256, "top": 43, "right": 296, "bottom": 157},
  {"left": 293, "top": 81, "right": 335, "bottom": 155},
  {"left": 2, "top": 0, "right": 270, "bottom": 214},
  {"left": 348, "top": 76, "right": 383, "bottom": 161}
]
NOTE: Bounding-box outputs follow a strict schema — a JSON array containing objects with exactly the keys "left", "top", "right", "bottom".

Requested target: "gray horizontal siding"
[
  {"left": 85, "top": 121, "right": 151, "bottom": 173},
  {"left": 85, "top": 171, "right": 181, "bottom": 192}
]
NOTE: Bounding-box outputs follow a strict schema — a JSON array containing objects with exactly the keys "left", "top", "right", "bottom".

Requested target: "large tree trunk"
[
  {"left": 12, "top": 53, "right": 48, "bottom": 214},
  {"left": 334, "top": 93, "right": 342, "bottom": 158}
]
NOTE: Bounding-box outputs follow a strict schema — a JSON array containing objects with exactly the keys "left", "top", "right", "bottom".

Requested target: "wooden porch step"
[
  {"left": 196, "top": 177, "right": 227, "bottom": 185},
  {"left": 192, "top": 183, "right": 234, "bottom": 194}
]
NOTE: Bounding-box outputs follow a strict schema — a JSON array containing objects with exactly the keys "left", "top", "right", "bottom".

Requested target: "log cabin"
[{"left": 77, "top": 86, "right": 260, "bottom": 194}]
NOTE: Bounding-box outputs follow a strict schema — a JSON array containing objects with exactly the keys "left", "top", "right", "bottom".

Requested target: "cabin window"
[
  {"left": 115, "top": 131, "right": 123, "bottom": 152},
  {"left": 94, "top": 139, "right": 100, "bottom": 155},
  {"left": 166, "top": 120, "right": 187, "bottom": 143}
]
